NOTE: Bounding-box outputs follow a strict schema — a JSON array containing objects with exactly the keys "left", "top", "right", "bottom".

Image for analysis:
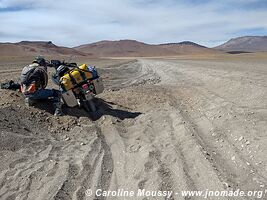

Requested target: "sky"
[{"left": 0, "top": 0, "right": 267, "bottom": 47}]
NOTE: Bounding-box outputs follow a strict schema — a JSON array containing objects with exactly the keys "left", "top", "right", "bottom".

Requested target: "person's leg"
[
  {"left": 24, "top": 96, "right": 36, "bottom": 106},
  {"left": 29, "top": 89, "right": 55, "bottom": 100},
  {"left": 25, "top": 89, "right": 54, "bottom": 106},
  {"left": 27, "top": 89, "right": 63, "bottom": 116}
]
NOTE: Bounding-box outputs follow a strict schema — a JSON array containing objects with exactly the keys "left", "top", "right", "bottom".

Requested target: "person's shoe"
[
  {"left": 54, "top": 108, "right": 64, "bottom": 116},
  {"left": 25, "top": 97, "right": 35, "bottom": 107}
]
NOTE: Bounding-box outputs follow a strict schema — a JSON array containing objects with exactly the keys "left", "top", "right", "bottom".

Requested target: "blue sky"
[{"left": 0, "top": 0, "right": 267, "bottom": 47}]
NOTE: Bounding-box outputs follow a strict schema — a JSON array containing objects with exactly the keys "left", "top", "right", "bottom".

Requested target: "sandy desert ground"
[{"left": 0, "top": 56, "right": 266, "bottom": 200}]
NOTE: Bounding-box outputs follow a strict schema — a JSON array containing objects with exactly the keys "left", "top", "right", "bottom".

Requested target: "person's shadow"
[{"left": 35, "top": 98, "right": 142, "bottom": 121}]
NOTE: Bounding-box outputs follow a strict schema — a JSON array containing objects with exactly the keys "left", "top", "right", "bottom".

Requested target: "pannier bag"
[
  {"left": 60, "top": 64, "right": 101, "bottom": 92},
  {"left": 92, "top": 77, "right": 104, "bottom": 94},
  {"left": 61, "top": 90, "right": 78, "bottom": 107}
]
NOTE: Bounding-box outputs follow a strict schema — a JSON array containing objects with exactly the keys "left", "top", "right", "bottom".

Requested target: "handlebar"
[{"left": 48, "top": 60, "right": 77, "bottom": 69}]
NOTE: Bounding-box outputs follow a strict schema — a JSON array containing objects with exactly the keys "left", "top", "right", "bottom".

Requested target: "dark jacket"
[
  {"left": 29, "top": 66, "right": 48, "bottom": 88},
  {"left": 21, "top": 64, "right": 48, "bottom": 89}
]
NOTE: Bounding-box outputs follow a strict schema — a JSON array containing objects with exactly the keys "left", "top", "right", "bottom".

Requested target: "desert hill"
[
  {"left": 75, "top": 40, "right": 175, "bottom": 57},
  {"left": 1, "top": 39, "right": 221, "bottom": 57},
  {"left": 215, "top": 36, "right": 267, "bottom": 52},
  {"left": 0, "top": 41, "right": 86, "bottom": 57},
  {"left": 74, "top": 39, "right": 217, "bottom": 57},
  {"left": 159, "top": 41, "right": 215, "bottom": 54}
]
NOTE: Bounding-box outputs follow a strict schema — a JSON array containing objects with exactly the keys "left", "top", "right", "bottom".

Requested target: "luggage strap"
[
  {"left": 77, "top": 68, "right": 87, "bottom": 82},
  {"left": 68, "top": 70, "right": 78, "bottom": 85}
]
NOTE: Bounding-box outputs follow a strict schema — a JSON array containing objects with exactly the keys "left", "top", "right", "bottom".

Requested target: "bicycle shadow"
[
  {"left": 34, "top": 98, "right": 142, "bottom": 121},
  {"left": 91, "top": 98, "right": 142, "bottom": 121}
]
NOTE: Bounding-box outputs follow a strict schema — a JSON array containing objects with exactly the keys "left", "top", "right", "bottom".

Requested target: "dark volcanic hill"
[
  {"left": 74, "top": 40, "right": 217, "bottom": 57},
  {"left": 158, "top": 41, "right": 215, "bottom": 55},
  {"left": 160, "top": 41, "right": 207, "bottom": 48},
  {"left": 215, "top": 36, "right": 267, "bottom": 52},
  {"left": 0, "top": 41, "right": 86, "bottom": 56}
]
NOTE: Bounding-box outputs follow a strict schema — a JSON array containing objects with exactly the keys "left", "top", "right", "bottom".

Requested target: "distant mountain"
[
  {"left": 74, "top": 40, "right": 216, "bottom": 57},
  {"left": 215, "top": 36, "right": 267, "bottom": 52},
  {"left": 158, "top": 41, "right": 215, "bottom": 55},
  {"left": 0, "top": 39, "right": 220, "bottom": 57},
  {"left": 159, "top": 41, "right": 207, "bottom": 48},
  {"left": 74, "top": 40, "right": 175, "bottom": 57},
  {"left": 0, "top": 41, "right": 86, "bottom": 56}
]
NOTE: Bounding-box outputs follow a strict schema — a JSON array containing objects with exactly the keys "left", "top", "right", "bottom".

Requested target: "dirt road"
[{"left": 0, "top": 58, "right": 266, "bottom": 199}]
